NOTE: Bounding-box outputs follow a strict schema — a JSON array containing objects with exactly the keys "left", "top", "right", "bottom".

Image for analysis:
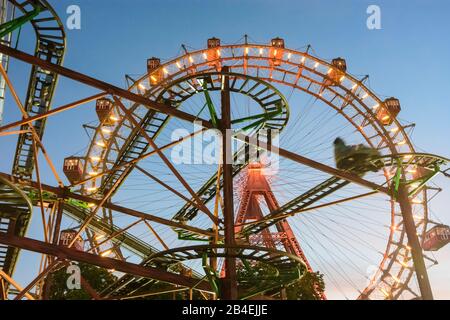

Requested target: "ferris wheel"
[
  {"left": 60, "top": 36, "right": 450, "bottom": 300},
  {"left": 0, "top": 15, "right": 449, "bottom": 300}
]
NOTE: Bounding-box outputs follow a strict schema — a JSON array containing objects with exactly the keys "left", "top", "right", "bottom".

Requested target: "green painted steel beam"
[
  {"left": 0, "top": 6, "right": 41, "bottom": 38},
  {"left": 201, "top": 81, "right": 219, "bottom": 128}
]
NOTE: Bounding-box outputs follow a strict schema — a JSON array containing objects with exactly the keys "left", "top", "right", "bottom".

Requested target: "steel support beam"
[
  {"left": 0, "top": 44, "right": 212, "bottom": 129},
  {"left": 0, "top": 92, "right": 106, "bottom": 133},
  {"left": 397, "top": 184, "right": 433, "bottom": 300},
  {"left": 220, "top": 67, "right": 237, "bottom": 299},
  {"left": 0, "top": 173, "right": 215, "bottom": 238},
  {"left": 0, "top": 233, "right": 211, "bottom": 292},
  {"left": 0, "top": 269, "right": 35, "bottom": 300},
  {"left": 234, "top": 133, "right": 390, "bottom": 194},
  {"left": 113, "top": 96, "right": 218, "bottom": 224}
]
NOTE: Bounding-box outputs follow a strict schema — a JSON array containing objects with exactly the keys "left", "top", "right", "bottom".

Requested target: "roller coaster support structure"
[
  {"left": 220, "top": 66, "right": 238, "bottom": 299},
  {"left": 397, "top": 183, "right": 433, "bottom": 300}
]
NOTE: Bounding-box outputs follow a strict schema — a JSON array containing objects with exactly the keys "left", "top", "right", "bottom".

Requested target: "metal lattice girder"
[
  {"left": 172, "top": 136, "right": 390, "bottom": 241},
  {"left": 8, "top": 0, "right": 66, "bottom": 179},
  {"left": 0, "top": 43, "right": 213, "bottom": 126}
]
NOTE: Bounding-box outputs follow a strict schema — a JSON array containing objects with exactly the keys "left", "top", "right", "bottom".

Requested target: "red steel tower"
[
  {"left": 234, "top": 163, "right": 312, "bottom": 267},
  {"left": 232, "top": 162, "right": 325, "bottom": 299}
]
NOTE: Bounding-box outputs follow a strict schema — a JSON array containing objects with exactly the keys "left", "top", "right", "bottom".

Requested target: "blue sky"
[{"left": 1, "top": 0, "right": 449, "bottom": 299}]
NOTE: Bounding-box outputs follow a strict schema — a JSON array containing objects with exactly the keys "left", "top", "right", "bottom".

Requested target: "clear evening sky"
[{"left": 1, "top": 0, "right": 449, "bottom": 298}]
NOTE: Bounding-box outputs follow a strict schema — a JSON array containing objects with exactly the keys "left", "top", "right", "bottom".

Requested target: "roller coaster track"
[
  {"left": 0, "top": 0, "right": 65, "bottom": 277},
  {"left": 1, "top": 32, "right": 447, "bottom": 298},
  {"left": 79, "top": 41, "right": 450, "bottom": 299},
  {"left": 97, "top": 110, "right": 169, "bottom": 196},
  {"left": 0, "top": 0, "right": 14, "bottom": 125},
  {"left": 88, "top": 72, "right": 288, "bottom": 200},
  {"left": 101, "top": 244, "right": 306, "bottom": 300},
  {"left": 94, "top": 73, "right": 290, "bottom": 297},
  {"left": 10, "top": 0, "right": 65, "bottom": 179},
  {"left": 0, "top": 175, "right": 32, "bottom": 275},
  {"left": 173, "top": 146, "right": 249, "bottom": 223},
  {"left": 0, "top": 176, "right": 159, "bottom": 259},
  {"left": 241, "top": 177, "right": 350, "bottom": 237},
  {"left": 174, "top": 151, "right": 450, "bottom": 242},
  {"left": 163, "top": 73, "right": 289, "bottom": 237},
  {"left": 240, "top": 152, "right": 449, "bottom": 237},
  {"left": 0, "top": 173, "right": 207, "bottom": 298}
]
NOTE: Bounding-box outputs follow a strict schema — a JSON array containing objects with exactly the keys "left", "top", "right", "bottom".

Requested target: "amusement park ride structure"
[{"left": 0, "top": 0, "right": 449, "bottom": 300}]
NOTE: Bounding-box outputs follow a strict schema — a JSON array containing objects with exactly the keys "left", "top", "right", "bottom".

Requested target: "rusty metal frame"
[{"left": 0, "top": 233, "right": 212, "bottom": 292}]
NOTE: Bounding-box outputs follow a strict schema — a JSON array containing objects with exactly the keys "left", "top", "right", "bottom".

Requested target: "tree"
[
  {"left": 236, "top": 261, "right": 325, "bottom": 300},
  {"left": 45, "top": 262, "right": 117, "bottom": 300},
  {"left": 284, "top": 271, "right": 325, "bottom": 300}
]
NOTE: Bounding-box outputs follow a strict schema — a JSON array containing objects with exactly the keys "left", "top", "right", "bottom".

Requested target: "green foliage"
[
  {"left": 284, "top": 271, "right": 325, "bottom": 300},
  {"left": 236, "top": 260, "right": 279, "bottom": 279},
  {"left": 46, "top": 262, "right": 117, "bottom": 300},
  {"left": 236, "top": 261, "right": 325, "bottom": 300}
]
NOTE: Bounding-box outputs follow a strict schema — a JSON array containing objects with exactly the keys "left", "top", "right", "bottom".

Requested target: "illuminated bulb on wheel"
[
  {"left": 96, "top": 141, "right": 106, "bottom": 147},
  {"left": 390, "top": 127, "right": 399, "bottom": 133}
]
